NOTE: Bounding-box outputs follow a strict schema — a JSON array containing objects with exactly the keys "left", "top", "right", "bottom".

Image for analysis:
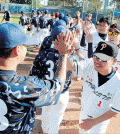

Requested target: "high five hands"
[{"left": 53, "top": 30, "right": 75, "bottom": 56}]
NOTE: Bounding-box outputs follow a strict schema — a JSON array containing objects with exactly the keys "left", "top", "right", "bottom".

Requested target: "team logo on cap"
[
  {"left": 100, "top": 44, "right": 107, "bottom": 50},
  {"left": 97, "top": 21, "right": 99, "bottom": 24}
]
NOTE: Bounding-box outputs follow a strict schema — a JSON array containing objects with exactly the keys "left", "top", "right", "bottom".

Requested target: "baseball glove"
[{"left": 27, "top": 26, "right": 31, "bottom": 31}]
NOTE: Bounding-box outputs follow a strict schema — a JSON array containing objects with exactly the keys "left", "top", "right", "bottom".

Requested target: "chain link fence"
[
  {"left": 0, "top": 1, "right": 105, "bottom": 24},
  {"left": 0, "top": 3, "right": 32, "bottom": 14}
]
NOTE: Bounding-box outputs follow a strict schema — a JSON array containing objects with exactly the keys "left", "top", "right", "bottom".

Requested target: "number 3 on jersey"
[
  {"left": 45, "top": 60, "right": 54, "bottom": 80},
  {"left": 0, "top": 99, "right": 9, "bottom": 131}
]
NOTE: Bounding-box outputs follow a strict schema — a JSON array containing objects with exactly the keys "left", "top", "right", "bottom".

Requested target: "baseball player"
[
  {"left": 0, "top": 22, "right": 74, "bottom": 134},
  {"left": 80, "top": 17, "right": 110, "bottom": 60},
  {"left": 30, "top": 25, "right": 71, "bottom": 134},
  {"left": 75, "top": 11, "right": 81, "bottom": 19},
  {"left": 46, "top": 12, "right": 59, "bottom": 32},
  {"left": 63, "top": 16, "right": 72, "bottom": 28},
  {"left": 91, "top": 17, "right": 110, "bottom": 51},
  {"left": 55, "top": 12, "right": 60, "bottom": 20},
  {"left": 86, "top": 23, "right": 120, "bottom": 59},
  {"left": 29, "top": 10, "right": 37, "bottom": 37},
  {"left": 59, "top": 13, "right": 64, "bottom": 20},
  {"left": 69, "top": 41, "right": 120, "bottom": 134},
  {"left": 38, "top": 9, "right": 51, "bottom": 46},
  {"left": 53, "top": 19, "right": 67, "bottom": 30},
  {"left": 80, "top": 12, "right": 96, "bottom": 47},
  {"left": 30, "top": 25, "right": 82, "bottom": 134},
  {"left": 108, "top": 23, "right": 120, "bottom": 73},
  {"left": 1, "top": 7, "right": 11, "bottom": 23},
  {"left": 85, "top": 12, "right": 96, "bottom": 33},
  {"left": 62, "top": 15, "right": 83, "bottom": 59},
  {"left": 30, "top": 10, "right": 41, "bottom": 48},
  {"left": 51, "top": 12, "right": 55, "bottom": 19},
  {"left": 19, "top": 11, "right": 29, "bottom": 34}
]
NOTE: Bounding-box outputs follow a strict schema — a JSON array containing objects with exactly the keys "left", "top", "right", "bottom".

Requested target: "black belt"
[{"left": 88, "top": 115, "right": 93, "bottom": 118}]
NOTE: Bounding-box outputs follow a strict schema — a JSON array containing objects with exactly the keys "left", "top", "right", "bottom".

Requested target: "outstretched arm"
[
  {"left": 71, "top": 30, "right": 84, "bottom": 59},
  {"left": 85, "top": 31, "right": 94, "bottom": 58},
  {"left": 79, "top": 110, "right": 118, "bottom": 131},
  {"left": 53, "top": 30, "right": 74, "bottom": 90},
  {"left": 1, "top": 17, "right": 4, "bottom": 24}
]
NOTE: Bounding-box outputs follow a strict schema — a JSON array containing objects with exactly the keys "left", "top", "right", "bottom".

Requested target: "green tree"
[
  {"left": 0, "top": 0, "right": 6, "bottom": 3},
  {"left": 87, "top": 0, "right": 103, "bottom": 13},
  {"left": 109, "top": 0, "right": 120, "bottom": 10},
  {"left": 49, "top": 0, "right": 78, "bottom": 7},
  {"left": 10, "top": 0, "right": 32, "bottom": 4}
]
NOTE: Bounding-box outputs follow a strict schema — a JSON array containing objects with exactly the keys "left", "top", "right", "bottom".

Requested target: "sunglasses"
[
  {"left": 93, "top": 55, "right": 108, "bottom": 62},
  {"left": 108, "top": 32, "right": 119, "bottom": 37}
]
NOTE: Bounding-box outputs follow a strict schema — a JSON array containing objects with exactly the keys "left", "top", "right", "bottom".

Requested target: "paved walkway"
[{"left": 17, "top": 46, "right": 120, "bottom": 134}]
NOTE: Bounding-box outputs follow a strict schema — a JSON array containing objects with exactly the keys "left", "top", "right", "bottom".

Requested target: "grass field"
[
  {"left": 0, "top": 15, "right": 33, "bottom": 36},
  {"left": 0, "top": 16, "right": 20, "bottom": 24}
]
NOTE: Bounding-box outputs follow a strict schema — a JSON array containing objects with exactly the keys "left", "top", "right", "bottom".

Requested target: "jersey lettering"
[
  {"left": 45, "top": 60, "right": 54, "bottom": 80},
  {"left": 0, "top": 99, "right": 9, "bottom": 131},
  {"left": 97, "top": 101, "right": 102, "bottom": 107},
  {"left": 115, "top": 67, "right": 118, "bottom": 71},
  {"left": 24, "top": 86, "right": 28, "bottom": 92}
]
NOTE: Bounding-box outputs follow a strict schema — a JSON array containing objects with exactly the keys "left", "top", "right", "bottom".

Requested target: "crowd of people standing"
[{"left": 0, "top": 6, "right": 120, "bottom": 134}]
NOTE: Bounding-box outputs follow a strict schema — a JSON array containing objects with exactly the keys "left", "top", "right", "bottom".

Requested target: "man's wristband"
[{"left": 75, "top": 48, "right": 80, "bottom": 51}]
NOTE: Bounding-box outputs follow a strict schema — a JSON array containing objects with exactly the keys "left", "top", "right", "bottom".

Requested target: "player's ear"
[
  {"left": 113, "top": 58, "right": 117, "bottom": 65},
  {"left": 13, "top": 46, "right": 20, "bottom": 56}
]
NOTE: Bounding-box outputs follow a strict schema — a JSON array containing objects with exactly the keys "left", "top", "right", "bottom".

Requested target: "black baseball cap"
[
  {"left": 21, "top": 11, "right": 24, "bottom": 14},
  {"left": 93, "top": 41, "right": 118, "bottom": 61},
  {"left": 110, "top": 23, "right": 120, "bottom": 33},
  {"left": 32, "top": 9, "right": 35, "bottom": 13},
  {"left": 96, "top": 17, "right": 110, "bottom": 26},
  {"left": 44, "top": 9, "right": 49, "bottom": 14}
]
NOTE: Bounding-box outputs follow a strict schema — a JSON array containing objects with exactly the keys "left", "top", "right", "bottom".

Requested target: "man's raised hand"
[{"left": 53, "top": 30, "right": 74, "bottom": 55}]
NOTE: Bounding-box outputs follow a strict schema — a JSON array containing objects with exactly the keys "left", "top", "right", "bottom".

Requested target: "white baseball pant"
[
  {"left": 41, "top": 90, "right": 69, "bottom": 134},
  {"left": 29, "top": 25, "right": 35, "bottom": 37},
  {"left": 39, "top": 28, "right": 50, "bottom": 45},
  {"left": 23, "top": 25, "right": 27, "bottom": 34},
  {"left": 34, "top": 27, "right": 41, "bottom": 46}
]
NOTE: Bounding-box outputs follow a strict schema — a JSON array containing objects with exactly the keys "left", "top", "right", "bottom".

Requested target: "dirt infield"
[{"left": 17, "top": 46, "right": 120, "bottom": 134}]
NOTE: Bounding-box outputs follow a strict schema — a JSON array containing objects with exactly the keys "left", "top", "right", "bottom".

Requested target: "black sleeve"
[
  {"left": 88, "top": 43, "right": 93, "bottom": 58},
  {"left": 80, "top": 31, "right": 86, "bottom": 47}
]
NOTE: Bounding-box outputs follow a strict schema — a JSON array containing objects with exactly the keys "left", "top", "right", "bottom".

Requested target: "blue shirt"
[
  {"left": 30, "top": 36, "right": 72, "bottom": 94},
  {"left": 0, "top": 70, "right": 61, "bottom": 134},
  {"left": 39, "top": 15, "right": 50, "bottom": 28},
  {"left": 31, "top": 16, "right": 40, "bottom": 27}
]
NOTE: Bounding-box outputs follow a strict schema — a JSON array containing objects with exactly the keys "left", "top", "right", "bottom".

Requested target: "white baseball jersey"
[
  {"left": 112, "top": 49, "right": 120, "bottom": 73},
  {"left": 77, "top": 59, "right": 120, "bottom": 119},
  {"left": 80, "top": 32, "right": 108, "bottom": 60},
  {"left": 92, "top": 32, "right": 108, "bottom": 52},
  {"left": 91, "top": 23, "right": 97, "bottom": 33},
  {"left": 72, "top": 57, "right": 92, "bottom": 78}
]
